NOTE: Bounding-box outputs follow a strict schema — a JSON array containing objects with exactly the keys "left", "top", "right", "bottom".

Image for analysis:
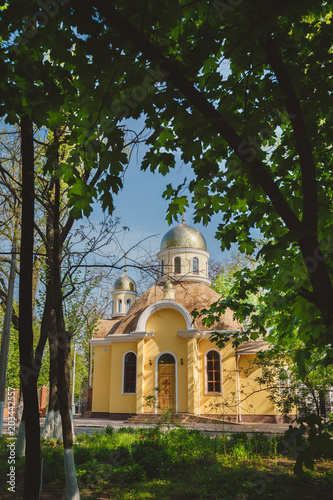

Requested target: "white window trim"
[
  {"left": 155, "top": 351, "right": 178, "bottom": 413},
  {"left": 126, "top": 298, "right": 132, "bottom": 312},
  {"left": 205, "top": 349, "right": 223, "bottom": 395},
  {"left": 193, "top": 257, "right": 199, "bottom": 274},
  {"left": 118, "top": 298, "right": 123, "bottom": 313},
  {"left": 161, "top": 259, "right": 165, "bottom": 276},
  {"left": 173, "top": 255, "right": 182, "bottom": 274},
  {"left": 122, "top": 350, "right": 137, "bottom": 395}
]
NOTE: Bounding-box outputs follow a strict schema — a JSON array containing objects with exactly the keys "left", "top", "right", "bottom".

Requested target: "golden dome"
[
  {"left": 114, "top": 271, "right": 137, "bottom": 292},
  {"left": 163, "top": 281, "right": 175, "bottom": 290},
  {"left": 160, "top": 224, "right": 207, "bottom": 251}
]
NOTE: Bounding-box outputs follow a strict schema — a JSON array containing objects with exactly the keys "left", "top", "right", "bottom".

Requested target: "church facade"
[{"left": 90, "top": 221, "right": 285, "bottom": 422}]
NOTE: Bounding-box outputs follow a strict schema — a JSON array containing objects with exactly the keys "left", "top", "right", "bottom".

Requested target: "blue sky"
[{"left": 88, "top": 121, "right": 230, "bottom": 284}]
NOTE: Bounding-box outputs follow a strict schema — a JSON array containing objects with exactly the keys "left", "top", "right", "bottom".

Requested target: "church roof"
[
  {"left": 160, "top": 223, "right": 207, "bottom": 251},
  {"left": 113, "top": 271, "right": 137, "bottom": 292},
  {"left": 95, "top": 281, "right": 242, "bottom": 338}
]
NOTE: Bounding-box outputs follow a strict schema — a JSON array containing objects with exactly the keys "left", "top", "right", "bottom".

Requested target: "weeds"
[{"left": 1, "top": 425, "right": 332, "bottom": 499}]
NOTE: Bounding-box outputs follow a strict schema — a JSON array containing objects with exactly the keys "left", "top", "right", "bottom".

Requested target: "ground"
[{"left": 1, "top": 417, "right": 332, "bottom": 499}]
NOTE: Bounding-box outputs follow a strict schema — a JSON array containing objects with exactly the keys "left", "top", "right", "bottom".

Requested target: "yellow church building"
[{"left": 90, "top": 220, "right": 286, "bottom": 423}]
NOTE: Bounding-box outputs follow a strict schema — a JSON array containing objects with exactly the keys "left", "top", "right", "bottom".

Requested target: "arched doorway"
[{"left": 157, "top": 353, "right": 176, "bottom": 412}]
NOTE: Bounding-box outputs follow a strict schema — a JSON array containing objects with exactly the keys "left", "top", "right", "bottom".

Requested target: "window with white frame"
[
  {"left": 161, "top": 259, "right": 165, "bottom": 276},
  {"left": 174, "top": 256, "right": 181, "bottom": 274},
  {"left": 126, "top": 298, "right": 132, "bottom": 312},
  {"left": 206, "top": 350, "right": 222, "bottom": 393},
  {"left": 123, "top": 352, "right": 137, "bottom": 393},
  {"left": 118, "top": 298, "right": 122, "bottom": 312},
  {"left": 193, "top": 257, "right": 199, "bottom": 274}
]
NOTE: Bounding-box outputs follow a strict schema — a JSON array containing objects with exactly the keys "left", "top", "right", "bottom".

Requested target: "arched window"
[
  {"left": 161, "top": 259, "right": 165, "bottom": 276},
  {"left": 158, "top": 353, "right": 175, "bottom": 364},
  {"left": 112, "top": 300, "right": 115, "bottom": 314},
  {"left": 126, "top": 298, "right": 132, "bottom": 312},
  {"left": 174, "top": 257, "right": 181, "bottom": 274},
  {"left": 206, "top": 350, "right": 221, "bottom": 393},
  {"left": 193, "top": 257, "right": 199, "bottom": 274},
  {"left": 118, "top": 299, "right": 122, "bottom": 312},
  {"left": 123, "top": 352, "right": 137, "bottom": 393}
]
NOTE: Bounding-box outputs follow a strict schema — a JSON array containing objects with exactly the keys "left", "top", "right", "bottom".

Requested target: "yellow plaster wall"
[
  {"left": 199, "top": 340, "right": 238, "bottom": 418},
  {"left": 238, "top": 354, "right": 276, "bottom": 417},
  {"left": 144, "top": 309, "right": 188, "bottom": 412},
  {"left": 109, "top": 342, "right": 137, "bottom": 414},
  {"left": 91, "top": 345, "right": 111, "bottom": 412}
]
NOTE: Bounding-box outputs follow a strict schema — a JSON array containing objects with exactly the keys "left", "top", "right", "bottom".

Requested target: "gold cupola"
[
  {"left": 157, "top": 216, "right": 210, "bottom": 285},
  {"left": 112, "top": 268, "right": 138, "bottom": 318}
]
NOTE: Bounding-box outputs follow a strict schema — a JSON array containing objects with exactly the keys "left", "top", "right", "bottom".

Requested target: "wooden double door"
[{"left": 157, "top": 354, "right": 175, "bottom": 412}]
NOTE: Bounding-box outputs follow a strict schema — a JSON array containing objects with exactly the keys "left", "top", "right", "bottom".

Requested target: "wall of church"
[
  {"left": 198, "top": 343, "right": 280, "bottom": 420},
  {"left": 91, "top": 345, "right": 111, "bottom": 413},
  {"left": 144, "top": 308, "right": 188, "bottom": 413},
  {"left": 238, "top": 354, "right": 278, "bottom": 420},
  {"left": 199, "top": 340, "right": 238, "bottom": 419},
  {"left": 109, "top": 342, "right": 137, "bottom": 414}
]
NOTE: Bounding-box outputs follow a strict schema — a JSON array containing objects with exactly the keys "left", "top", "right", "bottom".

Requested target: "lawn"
[{"left": 1, "top": 426, "right": 332, "bottom": 499}]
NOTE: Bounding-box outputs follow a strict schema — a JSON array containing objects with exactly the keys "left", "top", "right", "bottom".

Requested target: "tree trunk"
[
  {"left": 0, "top": 242, "right": 17, "bottom": 436},
  {"left": 19, "top": 115, "right": 40, "bottom": 499},
  {"left": 52, "top": 137, "right": 80, "bottom": 498},
  {"left": 40, "top": 284, "right": 62, "bottom": 439},
  {"left": 298, "top": 235, "right": 333, "bottom": 334}
]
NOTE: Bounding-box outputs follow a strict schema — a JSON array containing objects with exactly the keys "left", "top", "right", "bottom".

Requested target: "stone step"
[{"left": 125, "top": 413, "right": 226, "bottom": 425}]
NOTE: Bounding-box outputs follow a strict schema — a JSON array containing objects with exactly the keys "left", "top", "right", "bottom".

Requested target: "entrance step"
[{"left": 125, "top": 413, "right": 227, "bottom": 425}]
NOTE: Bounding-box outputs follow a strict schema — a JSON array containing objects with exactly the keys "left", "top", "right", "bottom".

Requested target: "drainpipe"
[{"left": 236, "top": 354, "right": 242, "bottom": 422}]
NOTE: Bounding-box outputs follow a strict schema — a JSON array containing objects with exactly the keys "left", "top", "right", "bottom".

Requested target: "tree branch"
[
  {"left": 95, "top": 2, "right": 303, "bottom": 235},
  {"left": 262, "top": 36, "right": 317, "bottom": 232}
]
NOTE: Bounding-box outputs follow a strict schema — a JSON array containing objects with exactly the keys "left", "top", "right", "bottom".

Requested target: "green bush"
[
  {"left": 74, "top": 445, "right": 94, "bottom": 465},
  {"left": 111, "top": 463, "right": 145, "bottom": 483},
  {"left": 109, "top": 446, "right": 131, "bottom": 466},
  {"left": 42, "top": 445, "right": 65, "bottom": 483},
  {"left": 132, "top": 444, "right": 169, "bottom": 478}
]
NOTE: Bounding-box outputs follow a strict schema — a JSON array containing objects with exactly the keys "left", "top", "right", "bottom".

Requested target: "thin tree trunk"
[
  {"left": 52, "top": 134, "right": 80, "bottom": 498},
  {"left": 19, "top": 115, "right": 40, "bottom": 499},
  {"left": 0, "top": 242, "right": 17, "bottom": 436}
]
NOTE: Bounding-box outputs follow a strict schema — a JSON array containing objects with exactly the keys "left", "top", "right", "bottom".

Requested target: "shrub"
[
  {"left": 42, "top": 445, "right": 65, "bottom": 483},
  {"left": 109, "top": 446, "right": 131, "bottom": 467},
  {"left": 74, "top": 445, "right": 94, "bottom": 465},
  {"left": 231, "top": 442, "right": 249, "bottom": 460},
  {"left": 131, "top": 442, "right": 169, "bottom": 478},
  {"left": 111, "top": 463, "right": 145, "bottom": 483}
]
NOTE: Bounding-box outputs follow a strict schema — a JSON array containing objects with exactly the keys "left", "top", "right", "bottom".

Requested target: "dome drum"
[
  {"left": 158, "top": 223, "right": 210, "bottom": 285},
  {"left": 112, "top": 270, "right": 138, "bottom": 318}
]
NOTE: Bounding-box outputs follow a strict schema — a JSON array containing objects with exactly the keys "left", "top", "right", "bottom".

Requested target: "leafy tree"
[
  {"left": 0, "top": 2, "right": 128, "bottom": 496},
  {"left": 90, "top": 0, "right": 333, "bottom": 368},
  {"left": 255, "top": 349, "right": 333, "bottom": 421}
]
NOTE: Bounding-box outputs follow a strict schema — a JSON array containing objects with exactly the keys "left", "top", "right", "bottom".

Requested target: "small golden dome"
[
  {"left": 114, "top": 272, "right": 137, "bottom": 292},
  {"left": 160, "top": 224, "right": 207, "bottom": 251},
  {"left": 163, "top": 281, "right": 175, "bottom": 291}
]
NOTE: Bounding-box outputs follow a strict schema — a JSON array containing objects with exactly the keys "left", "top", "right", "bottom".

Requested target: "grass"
[{"left": 1, "top": 425, "right": 332, "bottom": 499}]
